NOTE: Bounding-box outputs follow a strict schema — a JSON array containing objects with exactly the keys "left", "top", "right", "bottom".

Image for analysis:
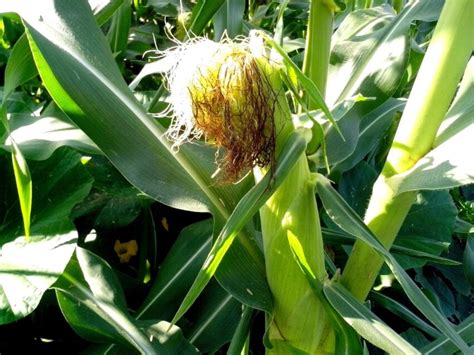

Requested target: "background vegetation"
[{"left": 0, "top": 0, "right": 472, "bottom": 353}]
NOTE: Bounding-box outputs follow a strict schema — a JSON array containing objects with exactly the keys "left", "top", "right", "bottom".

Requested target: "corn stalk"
[{"left": 340, "top": 0, "right": 474, "bottom": 302}]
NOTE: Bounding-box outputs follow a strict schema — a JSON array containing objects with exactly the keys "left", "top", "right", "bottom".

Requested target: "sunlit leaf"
[
  {"left": 3, "top": 112, "right": 99, "bottom": 160},
  {"left": 17, "top": 0, "right": 272, "bottom": 312},
  {"left": 0, "top": 233, "right": 77, "bottom": 324},
  {"left": 324, "top": 281, "right": 420, "bottom": 354},
  {"left": 327, "top": 1, "right": 443, "bottom": 106},
  {"left": 54, "top": 247, "right": 156, "bottom": 353},
  {"left": 386, "top": 58, "right": 474, "bottom": 194}
]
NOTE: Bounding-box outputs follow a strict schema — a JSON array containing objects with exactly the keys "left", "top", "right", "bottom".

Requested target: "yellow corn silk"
[{"left": 114, "top": 240, "right": 138, "bottom": 263}]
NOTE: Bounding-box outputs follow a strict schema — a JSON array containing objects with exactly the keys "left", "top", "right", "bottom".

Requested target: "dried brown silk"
[{"left": 189, "top": 51, "right": 277, "bottom": 182}]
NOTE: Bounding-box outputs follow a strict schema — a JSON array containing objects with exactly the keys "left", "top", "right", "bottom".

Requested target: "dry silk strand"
[{"left": 161, "top": 35, "right": 277, "bottom": 182}]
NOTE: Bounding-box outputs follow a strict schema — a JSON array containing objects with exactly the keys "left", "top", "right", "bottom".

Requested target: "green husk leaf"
[
  {"left": 287, "top": 231, "right": 362, "bottom": 355},
  {"left": 171, "top": 132, "right": 307, "bottom": 325},
  {"left": 262, "top": 33, "right": 341, "bottom": 138}
]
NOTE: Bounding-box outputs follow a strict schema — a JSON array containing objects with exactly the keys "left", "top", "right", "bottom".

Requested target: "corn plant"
[{"left": 0, "top": 0, "right": 473, "bottom": 354}]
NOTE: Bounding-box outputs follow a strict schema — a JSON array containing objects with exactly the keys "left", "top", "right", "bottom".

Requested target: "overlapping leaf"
[
  {"left": 327, "top": 0, "right": 443, "bottom": 106},
  {"left": 15, "top": 0, "right": 272, "bottom": 312},
  {"left": 387, "top": 58, "right": 474, "bottom": 194},
  {"left": 316, "top": 174, "right": 470, "bottom": 354},
  {"left": 0, "top": 148, "right": 92, "bottom": 323}
]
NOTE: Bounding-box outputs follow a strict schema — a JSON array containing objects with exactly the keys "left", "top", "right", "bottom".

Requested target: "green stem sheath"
[{"left": 341, "top": 0, "right": 474, "bottom": 302}]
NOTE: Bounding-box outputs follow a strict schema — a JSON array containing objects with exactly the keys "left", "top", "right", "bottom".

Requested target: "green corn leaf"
[
  {"left": 1, "top": 1, "right": 124, "bottom": 104},
  {"left": 184, "top": 281, "right": 241, "bottom": 353},
  {"left": 189, "top": 0, "right": 225, "bottom": 35},
  {"left": 213, "top": 0, "right": 245, "bottom": 40},
  {"left": 420, "top": 314, "right": 474, "bottom": 355},
  {"left": 136, "top": 219, "right": 213, "bottom": 320},
  {"left": 322, "top": 228, "right": 461, "bottom": 266},
  {"left": 226, "top": 0, "right": 245, "bottom": 38},
  {"left": 323, "top": 281, "right": 420, "bottom": 354},
  {"left": 0, "top": 233, "right": 78, "bottom": 324},
  {"left": 334, "top": 98, "right": 406, "bottom": 173},
  {"left": 315, "top": 174, "right": 471, "bottom": 354},
  {"left": 464, "top": 236, "right": 474, "bottom": 288},
  {"left": 106, "top": 0, "right": 131, "bottom": 55},
  {"left": 227, "top": 306, "right": 254, "bottom": 355},
  {"left": 2, "top": 34, "right": 37, "bottom": 103},
  {"left": 327, "top": 0, "right": 443, "bottom": 106},
  {"left": 3, "top": 111, "right": 99, "bottom": 160},
  {"left": 10, "top": 138, "right": 32, "bottom": 238},
  {"left": 0, "top": 148, "right": 92, "bottom": 324},
  {"left": 54, "top": 247, "right": 156, "bottom": 353},
  {"left": 2, "top": 93, "right": 32, "bottom": 240},
  {"left": 91, "top": 0, "right": 127, "bottom": 26},
  {"left": 17, "top": 0, "right": 271, "bottom": 313},
  {"left": 369, "top": 292, "right": 441, "bottom": 339},
  {"left": 171, "top": 131, "right": 307, "bottom": 325},
  {"left": 21, "top": 0, "right": 211, "bottom": 210}
]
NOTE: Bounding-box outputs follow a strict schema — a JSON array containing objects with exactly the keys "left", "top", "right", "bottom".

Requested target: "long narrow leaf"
[
  {"left": 420, "top": 315, "right": 474, "bottom": 355},
  {"left": 18, "top": 0, "right": 271, "bottom": 312},
  {"left": 171, "top": 132, "right": 307, "bottom": 325},
  {"left": 1, "top": 108, "right": 32, "bottom": 238},
  {"left": 2, "top": 34, "right": 37, "bottom": 103},
  {"left": 316, "top": 174, "right": 470, "bottom": 354},
  {"left": 369, "top": 292, "right": 441, "bottom": 339},
  {"left": 322, "top": 228, "right": 461, "bottom": 266},
  {"left": 227, "top": 306, "right": 254, "bottom": 355},
  {"left": 189, "top": 0, "right": 225, "bottom": 35},
  {"left": 323, "top": 281, "right": 420, "bottom": 354},
  {"left": 55, "top": 247, "right": 156, "bottom": 353},
  {"left": 9, "top": 139, "right": 32, "bottom": 238}
]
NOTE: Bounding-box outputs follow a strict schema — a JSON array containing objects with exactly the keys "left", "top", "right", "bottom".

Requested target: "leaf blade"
[
  {"left": 316, "top": 174, "right": 471, "bottom": 354},
  {"left": 324, "top": 281, "right": 420, "bottom": 354},
  {"left": 171, "top": 132, "right": 307, "bottom": 325}
]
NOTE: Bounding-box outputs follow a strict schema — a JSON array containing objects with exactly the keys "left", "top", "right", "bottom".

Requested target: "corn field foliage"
[{"left": 0, "top": 0, "right": 473, "bottom": 354}]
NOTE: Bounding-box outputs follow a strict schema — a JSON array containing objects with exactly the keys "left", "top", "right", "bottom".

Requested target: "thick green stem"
[
  {"left": 384, "top": 0, "right": 474, "bottom": 176},
  {"left": 341, "top": 0, "right": 474, "bottom": 302},
  {"left": 302, "top": 0, "right": 335, "bottom": 104},
  {"left": 341, "top": 179, "right": 417, "bottom": 301}
]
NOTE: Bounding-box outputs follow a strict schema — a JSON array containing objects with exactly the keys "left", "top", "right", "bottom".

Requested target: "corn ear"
[{"left": 254, "top": 61, "right": 333, "bottom": 353}]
